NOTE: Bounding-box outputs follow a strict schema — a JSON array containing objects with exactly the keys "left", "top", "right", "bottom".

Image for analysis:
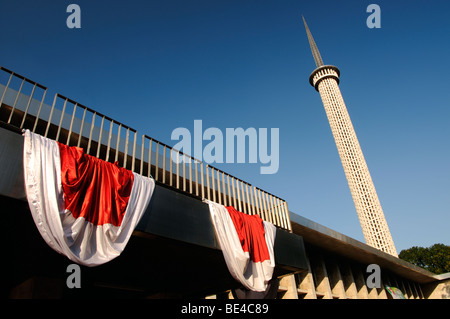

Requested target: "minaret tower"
[{"left": 303, "top": 17, "right": 398, "bottom": 257}]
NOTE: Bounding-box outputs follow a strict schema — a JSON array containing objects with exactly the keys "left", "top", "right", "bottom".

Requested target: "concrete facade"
[{"left": 212, "top": 213, "right": 448, "bottom": 299}]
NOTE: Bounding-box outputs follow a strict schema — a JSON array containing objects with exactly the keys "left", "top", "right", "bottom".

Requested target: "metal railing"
[{"left": 0, "top": 66, "right": 292, "bottom": 231}]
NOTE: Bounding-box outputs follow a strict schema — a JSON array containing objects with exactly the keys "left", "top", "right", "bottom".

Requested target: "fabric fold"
[
  {"left": 206, "top": 199, "right": 276, "bottom": 293},
  {"left": 23, "top": 130, "right": 155, "bottom": 266}
]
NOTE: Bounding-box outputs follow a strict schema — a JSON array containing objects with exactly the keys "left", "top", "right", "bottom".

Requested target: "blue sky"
[{"left": 1, "top": 0, "right": 449, "bottom": 253}]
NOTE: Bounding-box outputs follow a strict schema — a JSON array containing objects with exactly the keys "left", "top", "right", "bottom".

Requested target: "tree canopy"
[{"left": 399, "top": 243, "right": 450, "bottom": 275}]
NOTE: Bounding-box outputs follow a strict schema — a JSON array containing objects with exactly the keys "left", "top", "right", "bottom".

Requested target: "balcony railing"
[{"left": 0, "top": 66, "right": 292, "bottom": 231}]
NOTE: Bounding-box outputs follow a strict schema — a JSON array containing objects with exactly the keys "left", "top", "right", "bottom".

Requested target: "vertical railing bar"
[
  {"left": 280, "top": 199, "right": 288, "bottom": 230},
  {"left": 20, "top": 83, "right": 37, "bottom": 129},
  {"left": 155, "top": 142, "right": 160, "bottom": 181},
  {"left": 284, "top": 200, "right": 292, "bottom": 231},
  {"left": 226, "top": 175, "right": 232, "bottom": 207},
  {"left": 175, "top": 151, "right": 180, "bottom": 189},
  {"left": 7, "top": 77, "right": 25, "bottom": 124},
  {"left": 243, "top": 183, "right": 249, "bottom": 214},
  {"left": 0, "top": 71, "right": 14, "bottom": 108},
  {"left": 44, "top": 94, "right": 58, "bottom": 138},
  {"left": 86, "top": 112, "right": 97, "bottom": 155},
  {"left": 216, "top": 169, "right": 221, "bottom": 205},
  {"left": 169, "top": 147, "right": 173, "bottom": 186},
  {"left": 254, "top": 188, "right": 260, "bottom": 218},
  {"left": 148, "top": 137, "right": 153, "bottom": 178},
  {"left": 267, "top": 192, "right": 274, "bottom": 224},
  {"left": 271, "top": 196, "right": 279, "bottom": 228},
  {"left": 184, "top": 154, "right": 187, "bottom": 192},
  {"left": 277, "top": 199, "right": 283, "bottom": 228},
  {"left": 76, "top": 107, "right": 86, "bottom": 147},
  {"left": 284, "top": 200, "right": 291, "bottom": 230},
  {"left": 95, "top": 115, "right": 105, "bottom": 159},
  {"left": 206, "top": 165, "right": 210, "bottom": 200},
  {"left": 284, "top": 201, "right": 291, "bottom": 231},
  {"left": 257, "top": 188, "right": 265, "bottom": 221},
  {"left": 262, "top": 191, "right": 271, "bottom": 224},
  {"left": 182, "top": 154, "right": 186, "bottom": 192},
  {"left": 105, "top": 120, "right": 114, "bottom": 162},
  {"left": 249, "top": 184, "right": 256, "bottom": 216},
  {"left": 253, "top": 187, "right": 261, "bottom": 218},
  {"left": 55, "top": 98, "right": 68, "bottom": 142},
  {"left": 178, "top": 152, "right": 182, "bottom": 190},
  {"left": 270, "top": 194, "right": 280, "bottom": 227},
  {"left": 131, "top": 131, "right": 137, "bottom": 172},
  {"left": 140, "top": 135, "right": 145, "bottom": 175},
  {"left": 65, "top": 102, "right": 78, "bottom": 145},
  {"left": 280, "top": 198, "right": 289, "bottom": 229},
  {"left": 240, "top": 180, "right": 246, "bottom": 213},
  {"left": 250, "top": 185, "right": 260, "bottom": 216},
  {"left": 162, "top": 145, "right": 166, "bottom": 184},
  {"left": 200, "top": 162, "right": 205, "bottom": 199},
  {"left": 270, "top": 194, "right": 277, "bottom": 225},
  {"left": 274, "top": 197, "right": 283, "bottom": 229},
  {"left": 258, "top": 189, "right": 265, "bottom": 221},
  {"left": 189, "top": 156, "right": 193, "bottom": 194},
  {"left": 245, "top": 183, "right": 252, "bottom": 215},
  {"left": 231, "top": 177, "right": 237, "bottom": 209},
  {"left": 211, "top": 167, "right": 216, "bottom": 203},
  {"left": 114, "top": 124, "right": 122, "bottom": 163},
  {"left": 241, "top": 181, "right": 248, "bottom": 214},
  {"left": 267, "top": 194, "right": 275, "bottom": 225},
  {"left": 32, "top": 89, "right": 47, "bottom": 133},
  {"left": 253, "top": 190, "right": 264, "bottom": 220},
  {"left": 222, "top": 172, "right": 227, "bottom": 207},
  {"left": 123, "top": 127, "right": 130, "bottom": 168},
  {"left": 276, "top": 198, "right": 284, "bottom": 229},
  {"left": 236, "top": 179, "right": 242, "bottom": 212},
  {"left": 277, "top": 197, "right": 288, "bottom": 229},
  {"left": 195, "top": 160, "right": 199, "bottom": 196},
  {"left": 237, "top": 180, "right": 242, "bottom": 212}
]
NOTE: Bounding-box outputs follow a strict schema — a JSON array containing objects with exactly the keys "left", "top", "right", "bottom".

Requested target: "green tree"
[{"left": 399, "top": 243, "right": 450, "bottom": 274}]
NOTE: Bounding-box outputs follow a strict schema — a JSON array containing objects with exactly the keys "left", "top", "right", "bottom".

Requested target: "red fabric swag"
[
  {"left": 58, "top": 143, "right": 134, "bottom": 226},
  {"left": 225, "top": 206, "right": 271, "bottom": 263}
]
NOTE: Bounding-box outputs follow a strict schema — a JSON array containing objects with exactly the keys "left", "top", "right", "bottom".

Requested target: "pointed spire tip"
[{"left": 302, "top": 17, "right": 324, "bottom": 68}]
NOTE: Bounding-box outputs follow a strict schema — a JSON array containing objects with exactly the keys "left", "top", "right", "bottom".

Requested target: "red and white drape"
[
  {"left": 23, "top": 130, "right": 154, "bottom": 266},
  {"left": 206, "top": 199, "right": 276, "bottom": 293}
]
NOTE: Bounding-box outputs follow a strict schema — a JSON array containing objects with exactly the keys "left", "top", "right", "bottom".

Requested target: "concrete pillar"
[
  {"left": 310, "top": 253, "right": 332, "bottom": 299},
  {"left": 279, "top": 275, "right": 298, "bottom": 299},
  {"left": 296, "top": 259, "right": 317, "bottom": 299},
  {"left": 340, "top": 262, "right": 358, "bottom": 299},
  {"left": 326, "top": 259, "right": 347, "bottom": 299},
  {"left": 352, "top": 266, "right": 369, "bottom": 299}
]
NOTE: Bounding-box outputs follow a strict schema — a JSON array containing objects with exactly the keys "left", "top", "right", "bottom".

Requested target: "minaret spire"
[
  {"left": 303, "top": 17, "right": 398, "bottom": 257},
  {"left": 302, "top": 16, "right": 324, "bottom": 68}
]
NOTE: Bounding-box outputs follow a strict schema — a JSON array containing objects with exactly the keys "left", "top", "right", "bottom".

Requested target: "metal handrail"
[{"left": 0, "top": 66, "right": 292, "bottom": 231}]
